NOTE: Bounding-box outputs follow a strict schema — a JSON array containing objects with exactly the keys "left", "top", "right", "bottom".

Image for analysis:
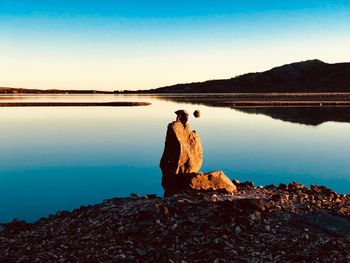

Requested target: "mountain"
[{"left": 117, "top": 59, "right": 350, "bottom": 93}]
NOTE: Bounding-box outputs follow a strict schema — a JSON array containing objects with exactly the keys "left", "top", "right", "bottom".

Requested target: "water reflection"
[
  {"left": 147, "top": 94, "right": 350, "bottom": 125},
  {"left": 1, "top": 94, "right": 350, "bottom": 222},
  {"left": 237, "top": 107, "right": 350, "bottom": 126}
]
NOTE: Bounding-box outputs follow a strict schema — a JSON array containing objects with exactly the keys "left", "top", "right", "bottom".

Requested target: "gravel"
[{"left": 1, "top": 181, "right": 350, "bottom": 262}]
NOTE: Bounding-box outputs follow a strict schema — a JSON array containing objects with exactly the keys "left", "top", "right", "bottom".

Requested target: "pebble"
[{"left": 234, "top": 226, "right": 242, "bottom": 235}]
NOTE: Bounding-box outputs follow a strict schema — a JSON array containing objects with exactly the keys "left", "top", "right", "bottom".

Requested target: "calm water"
[{"left": 1, "top": 94, "right": 350, "bottom": 222}]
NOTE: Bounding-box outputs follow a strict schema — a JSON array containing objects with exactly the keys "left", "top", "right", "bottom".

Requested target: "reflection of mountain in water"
[
  {"left": 150, "top": 95, "right": 350, "bottom": 126},
  {"left": 236, "top": 107, "right": 350, "bottom": 126}
]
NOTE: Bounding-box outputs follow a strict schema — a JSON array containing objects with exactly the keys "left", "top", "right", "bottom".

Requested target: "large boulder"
[
  {"left": 160, "top": 116, "right": 203, "bottom": 191},
  {"left": 160, "top": 110, "right": 235, "bottom": 196}
]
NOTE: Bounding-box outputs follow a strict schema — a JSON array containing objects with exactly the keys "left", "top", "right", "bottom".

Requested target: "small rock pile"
[{"left": 1, "top": 181, "right": 350, "bottom": 262}]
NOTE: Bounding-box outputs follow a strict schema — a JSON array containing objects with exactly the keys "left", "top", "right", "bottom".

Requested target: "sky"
[{"left": 1, "top": 1, "right": 350, "bottom": 91}]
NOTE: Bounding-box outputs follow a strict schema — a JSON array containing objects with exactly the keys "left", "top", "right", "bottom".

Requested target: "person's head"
[{"left": 175, "top": 110, "right": 189, "bottom": 125}]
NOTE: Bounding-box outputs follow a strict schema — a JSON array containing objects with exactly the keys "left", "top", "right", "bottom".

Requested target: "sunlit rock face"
[
  {"left": 160, "top": 110, "right": 203, "bottom": 193},
  {"left": 160, "top": 170, "right": 237, "bottom": 196},
  {"left": 160, "top": 110, "right": 236, "bottom": 196},
  {"left": 189, "top": 171, "right": 237, "bottom": 193}
]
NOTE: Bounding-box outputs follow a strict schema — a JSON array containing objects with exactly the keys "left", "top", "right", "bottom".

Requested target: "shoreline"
[
  {"left": 0, "top": 102, "right": 151, "bottom": 107},
  {"left": 1, "top": 181, "right": 350, "bottom": 262},
  {"left": 3, "top": 93, "right": 350, "bottom": 108}
]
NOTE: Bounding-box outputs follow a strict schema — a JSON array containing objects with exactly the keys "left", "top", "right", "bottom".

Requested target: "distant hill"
[
  {"left": 0, "top": 87, "right": 113, "bottom": 94},
  {"left": 117, "top": 59, "right": 350, "bottom": 93},
  {"left": 3, "top": 60, "right": 350, "bottom": 94}
]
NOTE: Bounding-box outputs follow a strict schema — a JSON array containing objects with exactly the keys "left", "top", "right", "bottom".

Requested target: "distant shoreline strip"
[
  {"left": 225, "top": 101, "right": 350, "bottom": 108},
  {"left": 0, "top": 102, "right": 151, "bottom": 107}
]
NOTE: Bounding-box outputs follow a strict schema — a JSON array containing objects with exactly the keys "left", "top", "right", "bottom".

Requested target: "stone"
[
  {"left": 278, "top": 183, "right": 288, "bottom": 190},
  {"left": 338, "top": 206, "right": 350, "bottom": 216},
  {"left": 311, "top": 184, "right": 334, "bottom": 196},
  {"left": 188, "top": 171, "right": 236, "bottom": 193},
  {"left": 159, "top": 111, "right": 236, "bottom": 196},
  {"left": 234, "top": 226, "right": 241, "bottom": 235},
  {"left": 234, "top": 198, "right": 270, "bottom": 212},
  {"left": 232, "top": 179, "right": 241, "bottom": 186},
  {"left": 163, "top": 171, "right": 236, "bottom": 195},
  {"left": 146, "top": 194, "right": 158, "bottom": 199},
  {"left": 264, "top": 184, "right": 276, "bottom": 190},
  {"left": 193, "top": 110, "right": 201, "bottom": 118},
  {"left": 160, "top": 110, "right": 203, "bottom": 193},
  {"left": 288, "top": 181, "right": 307, "bottom": 192},
  {"left": 239, "top": 181, "right": 255, "bottom": 189}
]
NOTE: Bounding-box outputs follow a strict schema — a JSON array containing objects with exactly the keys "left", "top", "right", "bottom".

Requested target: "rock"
[
  {"left": 232, "top": 179, "right": 241, "bottom": 186},
  {"left": 129, "top": 193, "right": 139, "bottom": 199},
  {"left": 249, "top": 211, "right": 261, "bottom": 221},
  {"left": 188, "top": 171, "right": 237, "bottom": 193},
  {"left": 238, "top": 181, "right": 255, "bottom": 189},
  {"left": 264, "top": 184, "right": 276, "bottom": 190},
  {"left": 160, "top": 111, "right": 237, "bottom": 196},
  {"left": 234, "top": 198, "right": 270, "bottom": 212},
  {"left": 193, "top": 110, "right": 201, "bottom": 118},
  {"left": 288, "top": 181, "right": 307, "bottom": 192},
  {"left": 160, "top": 110, "right": 203, "bottom": 193},
  {"left": 278, "top": 183, "right": 288, "bottom": 190},
  {"left": 311, "top": 184, "right": 334, "bottom": 197},
  {"left": 146, "top": 194, "right": 158, "bottom": 199},
  {"left": 163, "top": 171, "right": 236, "bottom": 195},
  {"left": 234, "top": 226, "right": 241, "bottom": 235},
  {"left": 338, "top": 206, "right": 350, "bottom": 216}
]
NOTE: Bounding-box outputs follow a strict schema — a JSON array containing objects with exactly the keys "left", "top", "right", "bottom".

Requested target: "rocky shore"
[{"left": 1, "top": 181, "right": 350, "bottom": 263}]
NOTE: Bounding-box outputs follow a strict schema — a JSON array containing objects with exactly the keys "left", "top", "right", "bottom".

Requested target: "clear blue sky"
[{"left": 1, "top": 1, "right": 349, "bottom": 90}]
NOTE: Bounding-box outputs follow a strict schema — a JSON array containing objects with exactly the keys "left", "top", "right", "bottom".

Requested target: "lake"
[{"left": 1, "top": 94, "right": 350, "bottom": 223}]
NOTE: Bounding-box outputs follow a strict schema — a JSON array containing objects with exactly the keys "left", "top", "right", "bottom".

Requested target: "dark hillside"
[{"left": 119, "top": 60, "right": 350, "bottom": 93}]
